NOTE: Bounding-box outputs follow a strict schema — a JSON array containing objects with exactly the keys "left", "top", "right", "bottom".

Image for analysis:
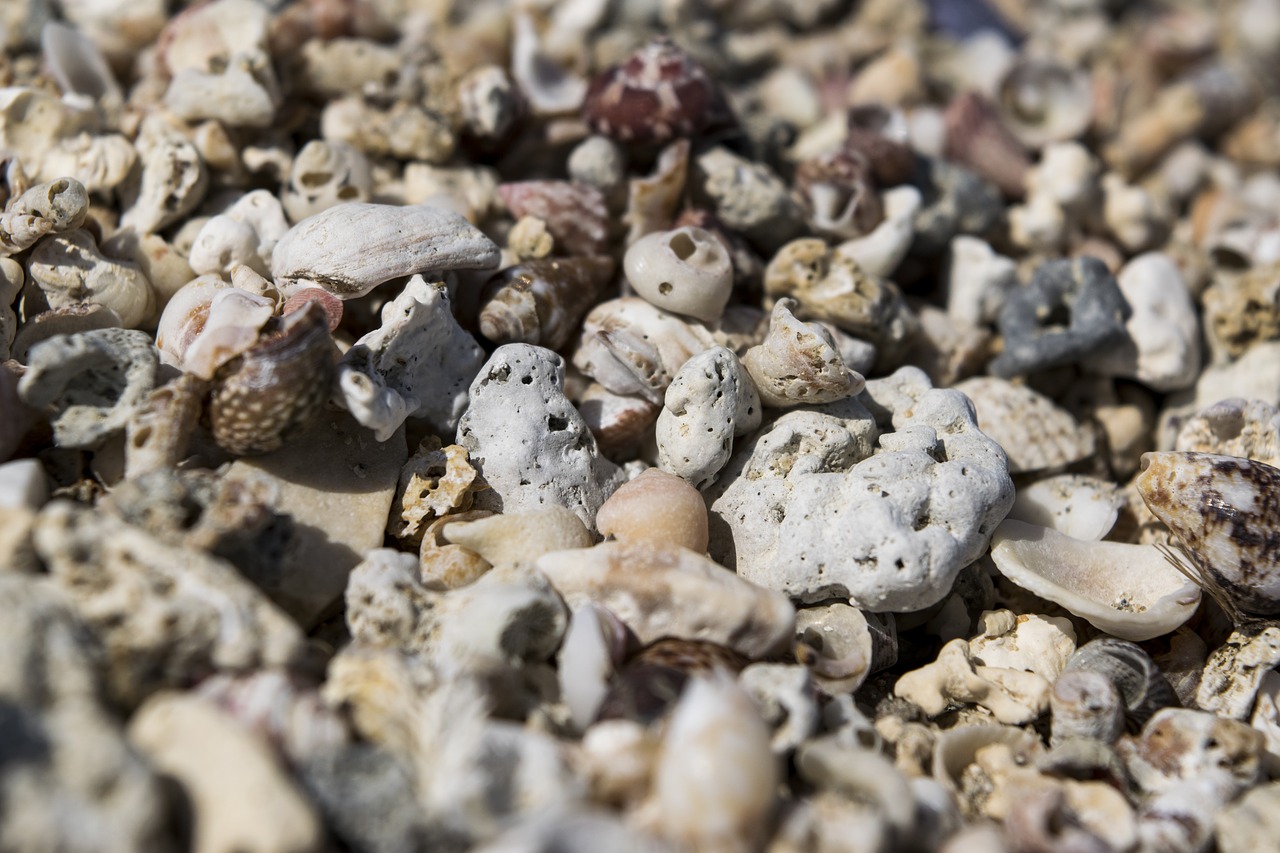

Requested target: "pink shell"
[
  {"left": 498, "top": 180, "right": 610, "bottom": 256},
  {"left": 282, "top": 287, "right": 343, "bottom": 332},
  {"left": 943, "top": 91, "right": 1031, "bottom": 199}
]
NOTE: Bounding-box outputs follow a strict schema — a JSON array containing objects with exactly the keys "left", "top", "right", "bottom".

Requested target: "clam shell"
[
  {"left": 990, "top": 520, "right": 1202, "bottom": 641},
  {"left": 271, "top": 202, "right": 501, "bottom": 298},
  {"left": 1137, "top": 451, "right": 1280, "bottom": 616},
  {"left": 1008, "top": 474, "right": 1124, "bottom": 541},
  {"left": 207, "top": 302, "right": 335, "bottom": 455}
]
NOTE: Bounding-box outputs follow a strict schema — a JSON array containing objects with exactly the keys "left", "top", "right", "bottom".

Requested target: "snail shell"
[
  {"left": 1062, "top": 638, "right": 1179, "bottom": 732},
  {"left": 207, "top": 302, "right": 335, "bottom": 455},
  {"left": 478, "top": 256, "right": 614, "bottom": 351}
]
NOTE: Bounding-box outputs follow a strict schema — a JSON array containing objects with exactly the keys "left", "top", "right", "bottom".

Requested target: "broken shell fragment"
[
  {"left": 742, "top": 299, "right": 864, "bottom": 409},
  {"left": 207, "top": 302, "right": 335, "bottom": 456},
  {"left": 1137, "top": 451, "right": 1280, "bottom": 616},
  {"left": 271, "top": 202, "right": 501, "bottom": 299},
  {"left": 1007, "top": 475, "right": 1124, "bottom": 541},
  {"left": 498, "top": 181, "right": 610, "bottom": 257},
  {"left": 28, "top": 229, "right": 155, "bottom": 329},
  {"left": 989, "top": 520, "right": 1202, "bottom": 641}
]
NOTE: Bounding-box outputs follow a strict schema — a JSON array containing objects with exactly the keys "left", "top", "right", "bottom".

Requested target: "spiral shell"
[
  {"left": 478, "top": 256, "right": 614, "bottom": 351},
  {"left": 996, "top": 59, "right": 1093, "bottom": 149},
  {"left": 1062, "top": 638, "right": 1179, "bottom": 732},
  {"left": 207, "top": 302, "right": 335, "bottom": 455}
]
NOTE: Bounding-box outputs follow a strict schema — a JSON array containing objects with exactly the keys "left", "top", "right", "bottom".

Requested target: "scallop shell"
[
  {"left": 478, "top": 256, "right": 614, "bottom": 351},
  {"left": 989, "top": 520, "right": 1202, "bottom": 641},
  {"left": 955, "top": 377, "right": 1095, "bottom": 474},
  {"left": 207, "top": 302, "right": 335, "bottom": 455},
  {"left": 271, "top": 202, "right": 501, "bottom": 299},
  {"left": 1137, "top": 451, "right": 1280, "bottom": 617}
]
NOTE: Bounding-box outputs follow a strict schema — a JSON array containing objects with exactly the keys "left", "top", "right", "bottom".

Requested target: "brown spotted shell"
[
  {"left": 207, "top": 302, "right": 335, "bottom": 455},
  {"left": 582, "top": 37, "right": 732, "bottom": 145}
]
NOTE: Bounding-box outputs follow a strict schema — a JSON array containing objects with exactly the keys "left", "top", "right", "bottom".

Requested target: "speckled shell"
[
  {"left": 955, "top": 377, "right": 1095, "bottom": 473},
  {"left": 1137, "top": 451, "right": 1280, "bottom": 616},
  {"left": 478, "top": 256, "right": 614, "bottom": 351},
  {"left": 582, "top": 38, "right": 731, "bottom": 145},
  {"left": 207, "top": 302, "right": 335, "bottom": 455},
  {"left": 1063, "top": 638, "right": 1179, "bottom": 732}
]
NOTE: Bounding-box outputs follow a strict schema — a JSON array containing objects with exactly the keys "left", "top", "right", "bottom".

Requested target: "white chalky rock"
[
  {"left": 836, "top": 185, "right": 922, "bottom": 279},
  {"left": 187, "top": 189, "right": 290, "bottom": 278},
  {"left": 336, "top": 275, "right": 485, "bottom": 440},
  {"left": 656, "top": 346, "right": 761, "bottom": 490},
  {"left": 708, "top": 367, "right": 1014, "bottom": 612},
  {"left": 1085, "top": 252, "right": 1201, "bottom": 392},
  {"left": 536, "top": 540, "right": 796, "bottom": 659},
  {"left": 458, "top": 344, "right": 623, "bottom": 533},
  {"left": 945, "top": 236, "right": 1017, "bottom": 328}
]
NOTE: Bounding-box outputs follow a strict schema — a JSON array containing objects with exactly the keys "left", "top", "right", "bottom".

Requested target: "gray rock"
[
  {"left": 0, "top": 573, "right": 171, "bottom": 853},
  {"left": 911, "top": 159, "right": 1004, "bottom": 256},
  {"left": 694, "top": 147, "right": 803, "bottom": 253},
  {"left": 458, "top": 344, "right": 623, "bottom": 532},
  {"left": 989, "top": 256, "right": 1131, "bottom": 378}
]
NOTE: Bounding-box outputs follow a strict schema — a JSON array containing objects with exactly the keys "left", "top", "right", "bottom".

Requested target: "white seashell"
[
  {"left": 1007, "top": 474, "right": 1124, "bottom": 541},
  {"left": 28, "top": 229, "right": 154, "bottom": 329},
  {"left": 624, "top": 227, "right": 734, "bottom": 323},
  {"left": 0, "top": 87, "right": 96, "bottom": 177},
  {"left": 154, "top": 275, "right": 231, "bottom": 370},
  {"left": 119, "top": 114, "right": 208, "bottom": 235},
  {"left": 996, "top": 59, "right": 1093, "bottom": 149},
  {"left": 0, "top": 177, "right": 88, "bottom": 255},
  {"left": 335, "top": 275, "right": 484, "bottom": 440},
  {"left": 642, "top": 675, "right": 776, "bottom": 852},
  {"left": 739, "top": 663, "right": 820, "bottom": 755},
  {"left": 188, "top": 190, "right": 290, "bottom": 278},
  {"left": 559, "top": 603, "right": 629, "bottom": 730},
  {"left": 271, "top": 202, "right": 501, "bottom": 299},
  {"left": 41, "top": 23, "right": 123, "bottom": 120},
  {"left": 955, "top": 376, "right": 1095, "bottom": 473},
  {"left": 834, "top": 185, "right": 922, "bottom": 279},
  {"left": 180, "top": 289, "right": 276, "bottom": 380},
  {"left": 794, "top": 603, "right": 887, "bottom": 693},
  {"left": 989, "top": 519, "right": 1202, "bottom": 641},
  {"left": 511, "top": 13, "right": 587, "bottom": 115},
  {"left": 572, "top": 296, "right": 716, "bottom": 404},
  {"left": 281, "top": 140, "right": 372, "bottom": 224},
  {"left": 624, "top": 139, "right": 689, "bottom": 245},
  {"left": 894, "top": 637, "right": 1050, "bottom": 724},
  {"left": 969, "top": 609, "right": 1077, "bottom": 682},
  {"left": 742, "top": 299, "right": 864, "bottom": 409}
]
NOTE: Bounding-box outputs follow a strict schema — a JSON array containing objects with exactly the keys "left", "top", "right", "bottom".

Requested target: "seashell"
[
  {"left": 623, "top": 138, "right": 689, "bottom": 245},
  {"left": 1049, "top": 670, "right": 1125, "bottom": 747},
  {"left": 932, "top": 724, "right": 1042, "bottom": 795},
  {"left": 793, "top": 149, "right": 884, "bottom": 240},
  {"left": 1136, "top": 776, "right": 1234, "bottom": 853},
  {"left": 1007, "top": 474, "right": 1124, "bottom": 541},
  {"left": 38, "top": 132, "right": 137, "bottom": 196},
  {"left": 695, "top": 146, "right": 805, "bottom": 254},
  {"left": 990, "top": 520, "right": 1202, "bottom": 641},
  {"left": 583, "top": 37, "right": 731, "bottom": 145},
  {"left": 271, "top": 202, "right": 501, "bottom": 299},
  {"left": 478, "top": 256, "right": 614, "bottom": 351},
  {"left": 835, "top": 184, "right": 922, "bottom": 280},
  {"left": 497, "top": 181, "right": 609, "bottom": 257},
  {"left": 1123, "top": 707, "right": 1264, "bottom": 797},
  {"left": 953, "top": 377, "right": 1095, "bottom": 474},
  {"left": 595, "top": 467, "right": 709, "bottom": 553},
  {"left": 1063, "top": 638, "right": 1179, "bottom": 733},
  {"left": 386, "top": 435, "right": 485, "bottom": 547},
  {"left": 207, "top": 302, "right": 335, "bottom": 456},
  {"left": 597, "top": 638, "right": 749, "bottom": 725},
  {"left": 844, "top": 104, "right": 917, "bottom": 187},
  {"left": 573, "top": 296, "right": 716, "bottom": 403},
  {"left": 0, "top": 177, "right": 89, "bottom": 254},
  {"left": 943, "top": 91, "right": 1031, "bottom": 199},
  {"left": 623, "top": 227, "right": 732, "bottom": 323},
  {"left": 1101, "top": 173, "right": 1172, "bottom": 254},
  {"left": 639, "top": 675, "right": 775, "bottom": 852},
  {"left": 124, "top": 374, "right": 205, "bottom": 480},
  {"left": 794, "top": 603, "right": 895, "bottom": 693},
  {"left": 1137, "top": 451, "right": 1280, "bottom": 617},
  {"left": 119, "top": 114, "right": 209, "bottom": 235},
  {"left": 321, "top": 94, "right": 455, "bottom": 162},
  {"left": 155, "top": 275, "right": 233, "bottom": 369},
  {"left": 0, "top": 88, "right": 96, "bottom": 179},
  {"left": 577, "top": 382, "right": 660, "bottom": 462},
  {"left": 188, "top": 190, "right": 290, "bottom": 278},
  {"left": 457, "top": 64, "right": 525, "bottom": 150},
  {"left": 419, "top": 510, "right": 494, "bottom": 591},
  {"left": 995, "top": 59, "right": 1093, "bottom": 149},
  {"left": 280, "top": 288, "right": 342, "bottom": 333},
  {"left": 41, "top": 22, "right": 124, "bottom": 118},
  {"left": 742, "top": 299, "right": 864, "bottom": 409},
  {"left": 510, "top": 12, "right": 587, "bottom": 115},
  {"left": 1174, "top": 399, "right": 1280, "bottom": 467},
  {"left": 1197, "top": 625, "right": 1280, "bottom": 720},
  {"left": 945, "top": 237, "right": 1017, "bottom": 329},
  {"left": 567, "top": 135, "right": 627, "bottom": 202},
  {"left": 559, "top": 602, "right": 631, "bottom": 730},
  {"left": 738, "top": 662, "right": 820, "bottom": 755},
  {"left": 281, "top": 140, "right": 372, "bottom": 224},
  {"left": 442, "top": 506, "right": 592, "bottom": 570},
  {"left": 794, "top": 736, "right": 916, "bottom": 839},
  {"left": 402, "top": 163, "right": 499, "bottom": 222},
  {"left": 18, "top": 328, "right": 158, "bottom": 450},
  {"left": 174, "top": 286, "right": 276, "bottom": 381},
  {"left": 28, "top": 229, "right": 155, "bottom": 330}
]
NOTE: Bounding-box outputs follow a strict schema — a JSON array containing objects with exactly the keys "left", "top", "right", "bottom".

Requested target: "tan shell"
[
  {"left": 479, "top": 256, "right": 614, "bottom": 351},
  {"left": 954, "top": 377, "right": 1095, "bottom": 474},
  {"left": 742, "top": 299, "right": 864, "bottom": 409},
  {"left": 624, "top": 138, "right": 690, "bottom": 245},
  {"left": 271, "top": 202, "right": 501, "bottom": 299},
  {"left": 595, "top": 467, "right": 709, "bottom": 553}
]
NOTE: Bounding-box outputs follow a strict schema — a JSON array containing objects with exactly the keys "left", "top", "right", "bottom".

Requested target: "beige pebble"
[
  {"left": 595, "top": 467, "right": 709, "bottom": 553},
  {"left": 442, "top": 505, "right": 592, "bottom": 569}
]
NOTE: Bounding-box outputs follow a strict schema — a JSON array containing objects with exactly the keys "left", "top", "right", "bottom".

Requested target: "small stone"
[
  {"left": 595, "top": 467, "right": 710, "bottom": 553},
  {"left": 656, "top": 346, "right": 760, "bottom": 490}
]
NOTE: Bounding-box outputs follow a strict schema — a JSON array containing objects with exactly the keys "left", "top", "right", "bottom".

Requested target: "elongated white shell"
[
  {"left": 990, "top": 519, "right": 1201, "bottom": 641},
  {"left": 271, "top": 202, "right": 501, "bottom": 298}
]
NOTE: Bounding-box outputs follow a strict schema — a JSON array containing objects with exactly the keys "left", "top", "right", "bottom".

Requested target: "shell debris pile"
[{"left": 7, "top": 0, "right": 1280, "bottom": 850}]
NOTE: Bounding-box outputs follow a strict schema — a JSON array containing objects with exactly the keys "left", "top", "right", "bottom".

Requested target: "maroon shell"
[{"left": 582, "top": 38, "right": 731, "bottom": 144}]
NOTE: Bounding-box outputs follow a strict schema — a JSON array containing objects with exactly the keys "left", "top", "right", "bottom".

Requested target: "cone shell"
[
  {"left": 478, "top": 256, "right": 614, "bottom": 351},
  {"left": 1137, "top": 451, "right": 1280, "bottom": 616},
  {"left": 208, "top": 302, "right": 335, "bottom": 455}
]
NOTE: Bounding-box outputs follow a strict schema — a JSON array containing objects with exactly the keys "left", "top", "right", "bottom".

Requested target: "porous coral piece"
[
  {"left": 388, "top": 435, "right": 485, "bottom": 547},
  {"left": 741, "top": 299, "right": 864, "bottom": 409},
  {"left": 708, "top": 367, "right": 1013, "bottom": 612},
  {"left": 894, "top": 638, "right": 1049, "bottom": 725}
]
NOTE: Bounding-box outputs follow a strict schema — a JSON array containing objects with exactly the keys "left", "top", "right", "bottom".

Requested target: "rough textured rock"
[
  {"left": 458, "top": 344, "right": 623, "bottom": 533},
  {"left": 708, "top": 367, "right": 1014, "bottom": 612},
  {"left": 223, "top": 406, "right": 407, "bottom": 627},
  {"left": 31, "top": 501, "right": 305, "bottom": 706},
  {"left": 129, "top": 693, "right": 324, "bottom": 853},
  {"left": 0, "top": 574, "right": 171, "bottom": 853},
  {"left": 656, "top": 346, "right": 760, "bottom": 490}
]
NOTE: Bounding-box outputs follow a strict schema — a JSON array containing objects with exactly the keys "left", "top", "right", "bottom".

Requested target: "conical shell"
[
  {"left": 479, "top": 256, "right": 614, "bottom": 351},
  {"left": 1137, "top": 451, "right": 1280, "bottom": 616},
  {"left": 1063, "top": 638, "right": 1179, "bottom": 732}
]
